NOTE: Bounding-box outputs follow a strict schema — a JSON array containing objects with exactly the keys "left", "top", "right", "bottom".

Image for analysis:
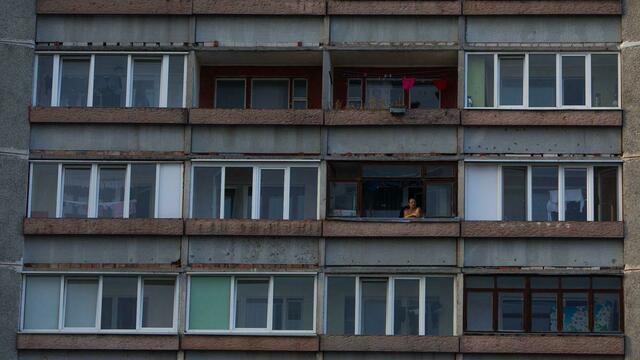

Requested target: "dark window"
[
  {"left": 594, "top": 166, "right": 618, "bottom": 221},
  {"left": 502, "top": 166, "right": 527, "bottom": 220},
  {"left": 216, "top": 79, "right": 245, "bottom": 109}
]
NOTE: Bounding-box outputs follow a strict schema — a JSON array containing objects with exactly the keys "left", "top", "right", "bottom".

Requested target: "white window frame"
[
  {"left": 250, "top": 78, "right": 291, "bottom": 109},
  {"left": 20, "top": 273, "right": 179, "bottom": 334},
  {"left": 292, "top": 78, "right": 309, "bottom": 109},
  {"left": 28, "top": 161, "right": 182, "bottom": 219},
  {"left": 33, "top": 52, "right": 188, "bottom": 108},
  {"left": 493, "top": 163, "right": 622, "bottom": 221},
  {"left": 185, "top": 273, "right": 317, "bottom": 336},
  {"left": 464, "top": 52, "right": 621, "bottom": 110},
  {"left": 214, "top": 78, "right": 247, "bottom": 109},
  {"left": 189, "top": 161, "right": 321, "bottom": 220},
  {"left": 324, "top": 275, "right": 457, "bottom": 336}
]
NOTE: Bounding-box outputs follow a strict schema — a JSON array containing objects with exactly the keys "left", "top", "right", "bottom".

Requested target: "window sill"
[
  {"left": 323, "top": 219, "right": 460, "bottom": 237},
  {"left": 29, "top": 106, "right": 188, "bottom": 124},
  {"left": 320, "top": 335, "right": 459, "bottom": 352},
  {"left": 461, "top": 109, "right": 622, "bottom": 126},
  {"left": 327, "top": 0, "right": 461, "bottom": 15},
  {"left": 181, "top": 334, "right": 320, "bottom": 351},
  {"left": 36, "top": 0, "right": 193, "bottom": 15},
  {"left": 190, "top": 108, "right": 323, "bottom": 126},
  {"left": 185, "top": 218, "right": 322, "bottom": 237},
  {"left": 462, "top": 0, "right": 621, "bottom": 15},
  {"left": 461, "top": 221, "right": 623, "bottom": 238},
  {"left": 460, "top": 334, "right": 624, "bottom": 355},
  {"left": 16, "top": 333, "right": 179, "bottom": 350},
  {"left": 326, "top": 109, "right": 460, "bottom": 126},
  {"left": 23, "top": 218, "right": 184, "bottom": 236},
  {"left": 193, "top": 0, "right": 326, "bottom": 15}
]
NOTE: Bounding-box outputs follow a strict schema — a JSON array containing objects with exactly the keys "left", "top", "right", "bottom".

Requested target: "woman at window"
[{"left": 402, "top": 198, "right": 423, "bottom": 219}]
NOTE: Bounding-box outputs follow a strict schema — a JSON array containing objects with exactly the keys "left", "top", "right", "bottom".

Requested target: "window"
[
  {"left": 215, "top": 79, "right": 246, "bottom": 109},
  {"left": 366, "top": 79, "right": 404, "bottom": 109},
  {"left": 190, "top": 163, "right": 318, "bottom": 220},
  {"left": 292, "top": 79, "right": 308, "bottom": 109},
  {"left": 328, "top": 162, "right": 457, "bottom": 218},
  {"left": 347, "top": 79, "right": 362, "bottom": 109},
  {"left": 326, "top": 276, "right": 454, "bottom": 336},
  {"left": 251, "top": 79, "right": 289, "bottom": 109},
  {"left": 187, "top": 275, "right": 315, "bottom": 333},
  {"left": 465, "top": 275, "right": 622, "bottom": 333},
  {"left": 465, "top": 163, "right": 620, "bottom": 222},
  {"left": 33, "top": 53, "right": 186, "bottom": 108},
  {"left": 29, "top": 162, "right": 182, "bottom": 219},
  {"left": 22, "top": 275, "right": 177, "bottom": 332},
  {"left": 465, "top": 53, "right": 619, "bottom": 109},
  {"left": 410, "top": 81, "right": 440, "bottom": 109}
]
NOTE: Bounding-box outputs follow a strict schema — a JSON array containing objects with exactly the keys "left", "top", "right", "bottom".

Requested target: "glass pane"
[
  {"left": 92, "top": 55, "right": 127, "bottom": 107},
  {"left": 594, "top": 293, "right": 620, "bottom": 332},
  {"left": 563, "top": 293, "right": 589, "bottom": 332},
  {"left": 329, "top": 182, "right": 357, "bottom": 217},
  {"left": 531, "top": 166, "right": 558, "bottom": 221},
  {"left": 531, "top": 293, "right": 558, "bottom": 332},
  {"left": 188, "top": 277, "right": 230, "bottom": 330},
  {"left": 142, "top": 278, "right": 175, "bottom": 328},
  {"left": 132, "top": 58, "right": 161, "bottom": 107},
  {"left": 35, "top": 55, "right": 53, "bottom": 107},
  {"left": 59, "top": 58, "right": 90, "bottom": 107},
  {"left": 24, "top": 276, "right": 60, "bottom": 329},
  {"left": 289, "top": 167, "right": 318, "bottom": 220},
  {"left": 502, "top": 166, "right": 527, "bottom": 221},
  {"left": 273, "top": 277, "right": 314, "bottom": 331},
  {"left": 293, "top": 79, "right": 307, "bottom": 98},
  {"left": 426, "top": 165, "right": 455, "bottom": 178},
  {"left": 64, "top": 278, "right": 98, "bottom": 328},
  {"left": 529, "top": 54, "right": 556, "bottom": 107},
  {"left": 192, "top": 167, "right": 222, "bottom": 219},
  {"left": 410, "top": 81, "right": 440, "bottom": 109},
  {"left": 252, "top": 80, "right": 289, "bottom": 109},
  {"left": 467, "top": 54, "right": 494, "bottom": 107},
  {"left": 330, "top": 163, "right": 360, "bottom": 179},
  {"left": 62, "top": 167, "right": 91, "bottom": 218},
  {"left": 293, "top": 100, "right": 307, "bottom": 110},
  {"left": 564, "top": 168, "right": 587, "bottom": 221},
  {"left": 366, "top": 79, "right": 403, "bottom": 109},
  {"left": 225, "top": 167, "right": 253, "bottom": 219},
  {"left": 362, "top": 165, "right": 421, "bottom": 178},
  {"left": 466, "top": 292, "right": 493, "bottom": 331},
  {"left": 593, "top": 277, "right": 622, "bottom": 290},
  {"left": 466, "top": 276, "right": 494, "bottom": 288},
  {"left": 499, "top": 55, "right": 524, "bottom": 106},
  {"left": 216, "top": 80, "right": 245, "bottom": 109},
  {"left": 595, "top": 166, "right": 618, "bottom": 221},
  {"left": 591, "top": 54, "right": 618, "bottom": 108},
  {"left": 360, "top": 279, "right": 387, "bottom": 335},
  {"left": 561, "top": 277, "right": 590, "bottom": 289},
  {"left": 101, "top": 276, "right": 138, "bottom": 329},
  {"left": 235, "top": 278, "right": 269, "bottom": 329},
  {"left": 167, "top": 55, "right": 184, "bottom": 108},
  {"left": 326, "top": 277, "right": 355, "bottom": 335},
  {"left": 129, "top": 164, "right": 156, "bottom": 219},
  {"left": 30, "top": 163, "right": 58, "bottom": 218},
  {"left": 394, "top": 279, "right": 419, "bottom": 335},
  {"left": 426, "top": 183, "right": 452, "bottom": 218},
  {"left": 425, "top": 277, "right": 454, "bottom": 336},
  {"left": 348, "top": 79, "right": 362, "bottom": 99},
  {"left": 498, "top": 292, "right": 524, "bottom": 331},
  {"left": 364, "top": 179, "right": 422, "bottom": 218},
  {"left": 260, "top": 169, "right": 284, "bottom": 219},
  {"left": 497, "top": 276, "right": 525, "bottom": 289},
  {"left": 562, "top": 56, "right": 586, "bottom": 106},
  {"left": 97, "top": 167, "right": 126, "bottom": 218},
  {"left": 531, "top": 277, "right": 559, "bottom": 289}
]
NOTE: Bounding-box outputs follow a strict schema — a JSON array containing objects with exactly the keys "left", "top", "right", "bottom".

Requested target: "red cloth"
[
  {"left": 402, "top": 77, "right": 416, "bottom": 91},
  {"left": 433, "top": 79, "right": 448, "bottom": 91}
]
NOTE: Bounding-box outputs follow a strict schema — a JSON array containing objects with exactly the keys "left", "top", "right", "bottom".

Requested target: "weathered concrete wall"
[
  {"left": 19, "top": 351, "right": 177, "bottom": 360},
  {"left": 24, "top": 236, "right": 181, "bottom": 264},
  {"left": 330, "top": 16, "right": 458, "bottom": 45},
  {"left": 325, "top": 238, "right": 457, "bottom": 266},
  {"left": 463, "top": 127, "right": 621, "bottom": 154},
  {"left": 189, "top": 237, "right": 318, "bottom": 265},
  {"left": 196, "top": 16, "right": 323, "bottom": 46},
  {"left": 327, "top": 126, "right": 457, "bottom": 154},
  {"left": 466, "top": 16, "right": 620, "bottom": 44},
  {"left": 186, "top": 351, "right": 316, "bottom": 360},
  {"left": 30, "top": 124, "right": 185, "bottom": 152},
  {"left": 191, "top": 126, "right": 321, "bottom": 154},
  {"left": 324, "top": 353, "right": 455, "bottom": 360},
  {"left": 464, "top": 238, "right": 623, "bottom": 267},
  {"left": 36, "top": 15, "right": 190, "bottom": 43},
  {"left": 463, "top": 356, "right": 622, "bottom": 360}
]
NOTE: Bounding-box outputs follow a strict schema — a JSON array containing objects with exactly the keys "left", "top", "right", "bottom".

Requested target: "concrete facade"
[{"left": 0, "top": 1, "right": 635, "bottom": 360}]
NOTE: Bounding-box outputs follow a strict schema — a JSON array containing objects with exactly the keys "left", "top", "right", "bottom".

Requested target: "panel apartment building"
[{"left": 1, "top": 0, "right": 639, "bottom": 359}]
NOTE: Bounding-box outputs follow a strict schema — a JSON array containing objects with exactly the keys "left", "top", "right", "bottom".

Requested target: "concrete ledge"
[
  {"left": 16, "top": 334, "right": 179, "bottom": 350},
  {"left": 185, "top": 219, "right": 322, "bottom": 237},
  {"left": 181, "top": 335, "right": 320, "bottom": 351},
  {"left": 190, "top": 109, "right": 324, "bottom": 126},
  {"left": 463, "top": 0, "right": 621, "bottom": 15},
  {"left": 462, "top": 110, "right": 622, "bottom": 127},
  {"left": 325, "top": 109, "right": 460, "bottom": 126},
  {"left": 328, "top": 1, "right": 461, "bottom": 15},
  {"left": 30, "top": 150, "right": 186, "bottom": 160},
  {"left": 320, "top": 335, "right": 459, "bottom": 352},
  {"left": 36, "top": 0, "right": 193, "bottom": 14},
  {"left": 30, "top": 107, "right": 188, "bottom": 124},
  {"left": 24, "top": 263, "right": 180, "bottom": 270},
  {"left": 323, "top": 220, "right": 459, "bottom": 237},
  {"left": 460, "top": 335, "right": 624, "bottom": 355},
  {"left": 193, "top": 0, "right": 325, "bottom": 14},
  {"left": 461, "top": 221, "right": 624, "bottom": 238},
  {"left": 23, "top": 218, "right": 184, "bottom": 236}
]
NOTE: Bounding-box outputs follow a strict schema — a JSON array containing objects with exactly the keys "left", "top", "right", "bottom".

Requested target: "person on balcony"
[{"left": 402, "top": 198, "right": 423, "bottom": 219}]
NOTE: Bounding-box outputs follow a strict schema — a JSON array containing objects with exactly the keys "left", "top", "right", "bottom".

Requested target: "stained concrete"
[
  {"left": 186, "top": 351, "right": 316, "bottom": 360},
  {"left": 19, "top": 351, "right": 177, "bottom": 360},
  {"left": 0, "top": 155, "right": 28, "bottom": 263},
  {"left": 327, "top": 126, "right": 457, "bottom": 154},
  {"left": 463, "top": 356, "right": 621, "bottom": 360},
  {"left": 189, "top": 237, "right": 318, "bottom": 265},
  {"left": 324, "top": 353, "right": 454, "bottom": 360},
  {"left": 330, "top": 16, "right": 458, "bottom": 45},
  {"left": 0, "top": 269, "right": 21, "bottom": 360},
  {"left": 325, "top": 238, "right": 457, "bottom": 266},
  {"left": 0, "top": 44, "right": 32, "bottom": 152},
  {"left": 191, "top": 125, "right": 321, "bottom": 154}
]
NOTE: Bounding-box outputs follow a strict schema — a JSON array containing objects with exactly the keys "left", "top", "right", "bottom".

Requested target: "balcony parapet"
[
  {"left": 327, "top": 0, "right": 461, "bottom": 15},
  {"left": 323, "top": 219, "right": 460, "bottom": 237},
  {"left": 16, "top": 334, "right": 179, "bottom": 351},
  {"left": 460, "top": 334, "right": 624, "bottom": 355},
  {"left": 461, "top": 221, "right": 624, "bottom": 238},
  {"left": 462, "top": 110, "right": 622, "bottom": 127},
  {"left": 189, "top": 108, "right": 323, "bottom": 126},
  {"left": 320, "top": 335, "right": 459, "bottom": 352},
  {"left": 23, "top": 218, "right": 184, "bottom": 236},
  {"left": 326, "top": 109, "right": 460, "bottom": 126},
  {"left": 462, "top": 0, "right": 621, "bottom": 15},
  {"left": 185, "top": 219, "right": 322, "bottom": 237},
  {"left": 36, "top": 0, "right": 193, "bottom": 14},
  {"left": 181, "top": 335, "right": 319, "bottom": 351},
  {"left": 29, "top": 107, "right": 188, "bottom": 124}
]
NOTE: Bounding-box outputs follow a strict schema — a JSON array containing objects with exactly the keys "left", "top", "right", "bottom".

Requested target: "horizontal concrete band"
[
  {"left": 35, "top": 0, "right": 621, "bottom": 15},
  {"left": 31, "top": 108, "right": 622, "bottom": 127},
  {"left": 15, "top": 334, "right": 624, "bottom": 354},
  {"left": 24, "top": 218, "right": 624, "bottom": 238}
]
